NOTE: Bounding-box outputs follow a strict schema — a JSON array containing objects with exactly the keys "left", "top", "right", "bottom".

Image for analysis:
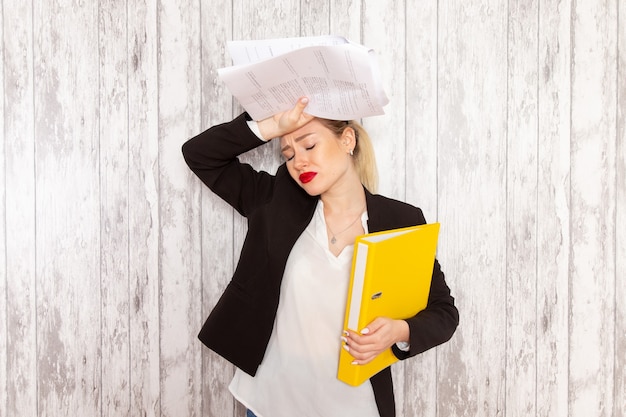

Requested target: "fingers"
[
  {"left": 341, "top": 328, "right": 387, "bottom": 365},
  {"left": 258, "top": 97, "right": 313, "bottom": 140},
  {"left": 359, "top": 317, "right": 387, "bottom": 335},
  {"left": 293, "top": 96, "right": 309, "bottom": 113},
  {"left": 277, "top": 97, "right": 313, "bottom": 129},
  {"left": 342, "top": 318, "right": 408, "bottom": 365},
  {"left": 342, "top": 331, "right": 380, "bottom": 365}
]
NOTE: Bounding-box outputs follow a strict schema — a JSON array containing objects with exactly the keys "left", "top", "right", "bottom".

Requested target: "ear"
[{"left": 340, "top": 127, "right": 357, "bottom": 153}]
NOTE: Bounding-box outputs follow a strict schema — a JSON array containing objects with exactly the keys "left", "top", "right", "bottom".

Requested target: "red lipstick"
[{"left": 299, "top": 172, "right": 317, "bottom": 184}]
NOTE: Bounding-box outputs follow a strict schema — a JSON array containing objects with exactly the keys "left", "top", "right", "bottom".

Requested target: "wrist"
[
  {"left": 395, "top": 319, "right": 410, "bottom": 344},
  {"left": 246, "top": 120, "right": 268, "bottom": 141},
  {"left": 256, "top": 118, "right": 279, "bottom": 141}
]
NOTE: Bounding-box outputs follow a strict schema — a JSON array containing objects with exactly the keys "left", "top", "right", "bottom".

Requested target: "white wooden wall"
[{"left": 1, "top": 1, "right": 624, "bottom": 416}]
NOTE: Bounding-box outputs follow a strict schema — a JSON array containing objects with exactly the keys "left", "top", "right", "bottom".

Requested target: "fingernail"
[
  {"left": 343, "top": 344, "right": 350, "bottom": 352},
  {"left": 351, "top": 361, "right": 358, "bottom": 365},
  {"left": 301, "top": 97, "right": 309, "bottom": 104},
  {"left": 360, "top": 328, "right": 370, "bottom": 335},
  {"left": 343, "top": 330, "right": 349, "bottom": 337},
  {"left": 341, "top": 336, "right": 348, "bottom": 343}
]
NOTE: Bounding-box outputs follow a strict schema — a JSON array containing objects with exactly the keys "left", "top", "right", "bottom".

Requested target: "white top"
[{"left": 229, "top": 201, "right": 379, "bottom": 417}]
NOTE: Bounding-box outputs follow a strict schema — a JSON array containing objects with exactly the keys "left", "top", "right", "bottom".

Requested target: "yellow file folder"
[{"left": 337, "top": 223, "right": 440, "bottom": 386}]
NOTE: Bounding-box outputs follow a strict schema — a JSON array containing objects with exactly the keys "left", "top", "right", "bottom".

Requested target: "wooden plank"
[
  {"left": 157, "top": 0, "right": 203, "bottom": 416},
  {"left": 198, "top": 1, "right": 236, "bottom": 416},
  {"left": 362, "top": 0, "right": 406, "bottom": 200},
  {"left": 98, "top": 1, "right": 131, "bottom": 415},
  {"left": 233, "top": 0, "right": 299, "bottom": 42},
  {"left": 536, "top": 1, "right": 571, "bottom": 415},
  {"left": 301, "top": 0, "right": 330, "bottom": 36},
  {"left": 0, "top": 3, "right": 6, "bottom": 416},
  {"left": 127, "top": 0, "right": 161, "bottom": 415},
  {"left": 436, "top": 2, "right": 508, "bottom": 415},
  {"left": 329, "top": 0, "right": 361, "bottom": 41},
  {"left": 404, "top": 2, "right": 438, "bottom": 416},
  {"left": 2, "top": 1, "right": 37, "bottom": 416},
  {"left": 506, "top": 1, "right": 538, "bottom": 415},
  {"left": 616, "top": 3, "right": 626, "bottom": 415},
  {"left": 569, "top": 2, "right": 617, "bottom": 415},
  {"left": 33, "top": 0, "right": 101, "bottom": 415},
  {"left": 405, "top": 0, "right": 438, "bottom": 220}
]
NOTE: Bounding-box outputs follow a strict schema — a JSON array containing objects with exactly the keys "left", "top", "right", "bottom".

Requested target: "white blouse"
[{"left": 229, "top": 200, "right": 379, "bottom": 417}]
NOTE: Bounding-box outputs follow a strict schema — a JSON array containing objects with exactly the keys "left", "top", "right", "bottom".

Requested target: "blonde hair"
[{"left": 317, "top": 119, "right": 379, "bottom": 193}]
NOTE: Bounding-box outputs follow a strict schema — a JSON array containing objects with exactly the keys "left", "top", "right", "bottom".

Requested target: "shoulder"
[
  {"left": 366, "top": 191, "right": 427, "bottom": 231},
  {"left": 368, "top": 192, "right": 420, "bottom": 212}
]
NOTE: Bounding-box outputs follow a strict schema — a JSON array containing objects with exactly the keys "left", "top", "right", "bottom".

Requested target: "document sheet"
[{"left": 218, "top": 35, "right": 389, "bottom": 120}]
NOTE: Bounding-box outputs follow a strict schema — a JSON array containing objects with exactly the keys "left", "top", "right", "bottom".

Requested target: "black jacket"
[{"left": 182, "top": 113, "right": 459, "bottom": 417}]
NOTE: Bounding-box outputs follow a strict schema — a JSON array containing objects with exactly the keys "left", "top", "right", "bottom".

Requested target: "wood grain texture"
[
  {"left": 436, "top": 2, "right": 509, "bottom": 416},
  {"left": 301, "top": 0, "right": 330, "bottom": 36},
  {"left": 329, "top": 0, "right": 361, "bottom": 41},
  {"left": 2, "top": 1, "right": 37, "bottom": 416},
  {"left": 33, "top": 0, "right": 101, "bottom": 415},
  {"left": 569, "top": 1, "right": 617, "bottom": 415},
  {"left": 536, "top": 1, "right": 571, "bottom": 415},
  {"left": 362, "top": 0, "right": 406, "bottom": 201},
  {"left": 0, "top": 3, "right": 6, "bottom": 416},
  {"left": 127, "top": 0, "right": 161, "bottom": 415},
  {"left": 0, "top": 1, "right": 623, "bottom": 416},
  {"left": 99, "top": 1, "right": 131, "bottom": 415},
  {"left": 157, "top": 0, "right": 203, "bottom": 416},
  {"left": 616, "top": 4, "right": 626, "bottom": 416},
  {"left": 506, "top": 1, "right": 538, "bottom": 415}
]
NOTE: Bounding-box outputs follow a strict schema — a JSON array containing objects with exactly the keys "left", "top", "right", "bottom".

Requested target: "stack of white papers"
[{"left": 218, "top": 35, "right": 389, "bottom": 120}]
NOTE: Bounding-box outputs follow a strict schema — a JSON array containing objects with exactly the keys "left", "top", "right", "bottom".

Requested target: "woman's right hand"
[{"left": 257, "top": 97, "right": 314, "bottom": 140}]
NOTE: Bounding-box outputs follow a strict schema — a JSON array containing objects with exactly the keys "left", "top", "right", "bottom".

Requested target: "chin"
[
  {"left": 298, "top": 182, "right": 324, "bottom": 197},
  {"left": 302, "top": 186, "right": 322, "bottom": 197}
]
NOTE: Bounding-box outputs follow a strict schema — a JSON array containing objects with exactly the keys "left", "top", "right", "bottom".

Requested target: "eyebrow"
[{"left": 280, "top": 132, "right": 315, "bottom": 153}]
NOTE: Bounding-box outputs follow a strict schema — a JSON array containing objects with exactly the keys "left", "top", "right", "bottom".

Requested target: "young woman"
[{"left": 182, "top": 97, "right": 459, "bottom": 417}]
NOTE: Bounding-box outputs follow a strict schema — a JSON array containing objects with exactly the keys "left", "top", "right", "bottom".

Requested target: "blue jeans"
[{"left": 246, "top": 410, "right": 257, "bottom": 417}]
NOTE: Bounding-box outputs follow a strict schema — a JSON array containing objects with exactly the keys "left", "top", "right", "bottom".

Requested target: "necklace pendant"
[{"left": 331, "top": 236, "right": 337, "bottom": 244}]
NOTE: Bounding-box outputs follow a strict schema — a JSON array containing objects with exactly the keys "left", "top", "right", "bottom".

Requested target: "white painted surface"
[{"left": 1, "top": 1, "right": 623, "bottom": 416}]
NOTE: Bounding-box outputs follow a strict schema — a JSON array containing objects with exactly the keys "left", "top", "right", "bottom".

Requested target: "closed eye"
[{"left": 281, "top": 138, "right": 316, "bottom": 162}]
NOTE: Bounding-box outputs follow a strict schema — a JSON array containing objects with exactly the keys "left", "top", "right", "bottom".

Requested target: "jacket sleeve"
[{"left": 181, "top": 113, "right": 275, "bottom": 216}]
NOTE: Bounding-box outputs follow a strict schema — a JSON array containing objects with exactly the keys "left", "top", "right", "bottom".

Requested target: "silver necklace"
[{"left": 327, "top": 206, "right": 365, "bottom": 245}]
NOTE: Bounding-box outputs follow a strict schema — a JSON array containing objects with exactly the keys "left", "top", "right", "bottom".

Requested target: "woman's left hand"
[{"left": 342, "top": 317, "right": 410, "bottom": 365}]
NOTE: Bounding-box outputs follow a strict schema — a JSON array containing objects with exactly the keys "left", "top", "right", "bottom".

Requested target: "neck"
[{"left": 320, "top": 178, "right": 366, "bottom": 214}]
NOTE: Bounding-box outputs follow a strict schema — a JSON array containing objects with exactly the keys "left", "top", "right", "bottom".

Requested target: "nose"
[{"left": 293, "top": 151, "right": 307, "bottom": 170}]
